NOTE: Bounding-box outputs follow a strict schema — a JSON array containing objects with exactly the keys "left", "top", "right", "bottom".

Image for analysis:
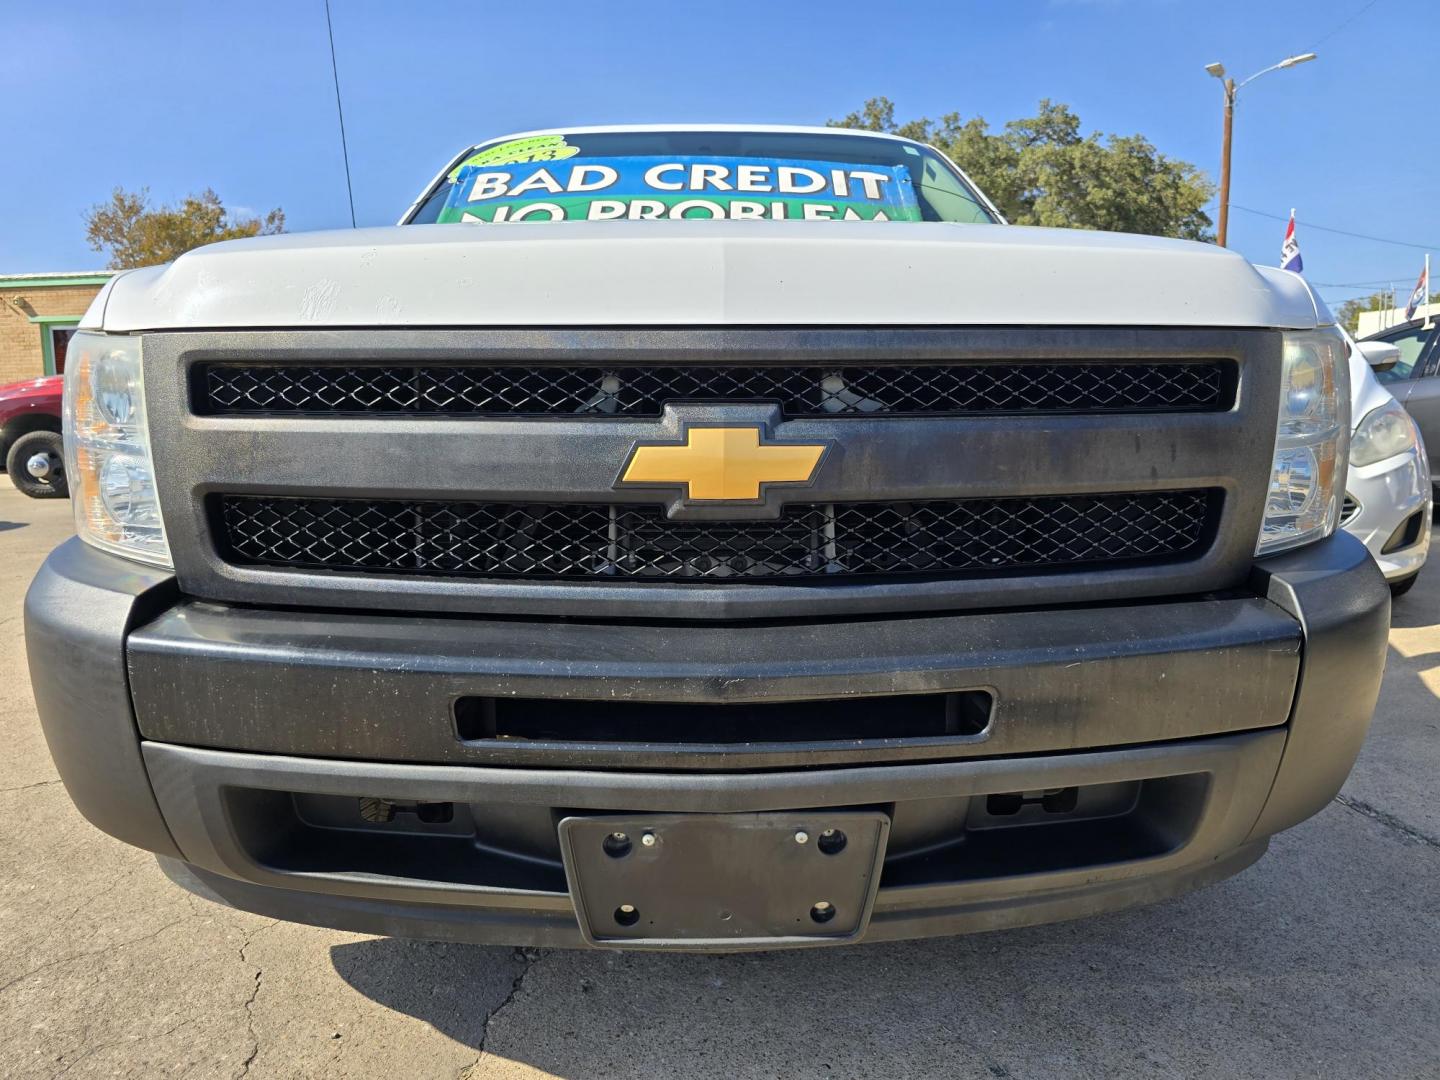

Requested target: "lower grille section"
[{"left": 216, "top": 490, "right": 1215, "bottom": 582}]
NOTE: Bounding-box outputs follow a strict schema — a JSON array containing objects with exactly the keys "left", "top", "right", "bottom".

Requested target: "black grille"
[
  {"left": 195, "top": 361, "right": 1230, "bottom": 418},
  {"left": 216, "top": 491, "right": 1215, "bottom": 582}
]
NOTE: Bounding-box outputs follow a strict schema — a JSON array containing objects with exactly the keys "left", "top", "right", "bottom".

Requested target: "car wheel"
[
  {"left": 1390, "top": 572, "right": 1420, "bottom": 598},
  {"left": 5, "top": 430, "right": 67, "bottom": 499}
]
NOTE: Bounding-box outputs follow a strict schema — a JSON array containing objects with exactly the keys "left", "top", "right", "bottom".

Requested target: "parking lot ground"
[{"left": 1, "top": 481, "right": 1437, "bottom": 1079}]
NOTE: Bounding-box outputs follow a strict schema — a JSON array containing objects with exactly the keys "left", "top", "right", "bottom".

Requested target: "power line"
[
  {"left": 1309, "top": 0, "right": 1388, "bottom": 50},
  {"left": 1230, "top": 205, "right": 1436, "bottom": 252},
  {"left": 324, "top": 0, "right": 357, "bottom": 229},
  {"left": 1311, "top": 278, "right": 1421, "bottom": 288}
]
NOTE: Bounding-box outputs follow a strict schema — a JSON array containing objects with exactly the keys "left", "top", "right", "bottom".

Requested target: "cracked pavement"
[{"left": 1, "top": 484, "right": 1438, "bottom": 1078}]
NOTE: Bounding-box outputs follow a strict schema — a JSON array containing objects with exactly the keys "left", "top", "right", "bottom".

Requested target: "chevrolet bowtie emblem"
[{"left": 619, "top": 426, "right": 827, "bottom": 501}]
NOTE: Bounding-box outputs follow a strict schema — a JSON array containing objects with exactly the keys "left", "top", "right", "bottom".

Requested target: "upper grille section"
[
  {"left": 216, "top": 490, "right": 1216, "bottom": 582},
  {"left": 194, "top": 360, "right": 1232, "bottom": 419}
]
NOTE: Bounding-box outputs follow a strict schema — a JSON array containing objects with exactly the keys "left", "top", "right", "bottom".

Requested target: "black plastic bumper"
[
  {"left": 126, "top": 587, "right": 1305, "bottom": 771},
  {"left": 25, "top": 532, "right": 1391, "bottom": 948},
  {"left": 149, "top": 734, "right": 1281, "bottom": 948}
]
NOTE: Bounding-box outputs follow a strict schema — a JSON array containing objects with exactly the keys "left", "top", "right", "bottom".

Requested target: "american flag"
[{"left": 1280, "top": 210, "right": 1303, "bottom": 273}]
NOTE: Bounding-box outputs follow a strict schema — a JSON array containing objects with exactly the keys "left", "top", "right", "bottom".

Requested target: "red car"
[{"left": 0, "top": 374, "right": 66, "bottom": 498}]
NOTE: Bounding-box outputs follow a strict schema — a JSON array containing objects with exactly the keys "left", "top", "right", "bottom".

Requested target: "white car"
[{"left": 1342, "top": 330, "right": 1431, "bottom": 595}]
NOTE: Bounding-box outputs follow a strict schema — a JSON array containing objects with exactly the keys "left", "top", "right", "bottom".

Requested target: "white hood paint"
[{"left": 93, "top": 220, "right": 1322, "bottom": 332}]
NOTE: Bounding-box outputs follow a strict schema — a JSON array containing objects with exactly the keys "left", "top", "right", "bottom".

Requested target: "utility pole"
[
  {"left": 1218, "top": 78, "right": 1235, "bottom": 247},
  {"left": 1205, "top": 53, "right": 1317, "bottom": 248}
]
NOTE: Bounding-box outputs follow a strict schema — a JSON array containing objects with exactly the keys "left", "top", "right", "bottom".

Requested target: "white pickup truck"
[{"left": 27, "top": 125, "right": 1389, "bottom": 950}]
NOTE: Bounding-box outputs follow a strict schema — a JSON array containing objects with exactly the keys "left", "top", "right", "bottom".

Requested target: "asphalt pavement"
[{"left": 1, "top": 482, "right": 1437, "bottom": 1079}]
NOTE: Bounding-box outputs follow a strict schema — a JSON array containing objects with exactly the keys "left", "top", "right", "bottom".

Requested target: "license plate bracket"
[{"left": 559, "top": 810, "right": 889, "bottom": 949}]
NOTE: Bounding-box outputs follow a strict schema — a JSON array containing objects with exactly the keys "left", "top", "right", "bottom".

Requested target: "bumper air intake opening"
[
  {"left": 453, "top": 691, "right": 993, "bottom": 747},
  {"left": 224, "top": 787, "right": 569, "bottom": 893},
  {"left": 212, "top": 768, "right": 1211, "bottom": 898},
  {"left": 880, "top": 773, "right": 1210, "bottom": 888},
  {"left": 1381, "top": 508, "right": 1428, "bottom": 555}
]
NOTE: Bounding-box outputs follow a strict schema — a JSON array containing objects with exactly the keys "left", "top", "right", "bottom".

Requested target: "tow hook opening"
[
  {"left": 986, "top": 788, "right": 1081, "bottom": 816},
  {"left": 357, "top": 798, "right": 455, "bottom": 825}
]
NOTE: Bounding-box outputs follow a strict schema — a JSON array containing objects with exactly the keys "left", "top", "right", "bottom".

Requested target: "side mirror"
[{"left": 1357, "top": 339, "right": 1401, "bottom": 374}]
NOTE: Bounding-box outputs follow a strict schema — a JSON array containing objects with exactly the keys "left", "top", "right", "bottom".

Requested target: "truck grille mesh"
[
  {"left": 216, "top": 490, "right": 1214, "bottom": 581},
  {"left": 195, "top": 361, "right": 1229, "bottom": 418}
]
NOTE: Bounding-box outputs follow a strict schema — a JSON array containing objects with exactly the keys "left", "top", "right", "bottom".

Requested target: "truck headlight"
[
  {"left": 63, "top": 332, "right": 172, "bottom": 568},
  {"left": 1349, "top": 399, "right": 1417, "bottom": 467},
  {"left": 1256, "top": 327, "right": 1349, "bottom": 556}
]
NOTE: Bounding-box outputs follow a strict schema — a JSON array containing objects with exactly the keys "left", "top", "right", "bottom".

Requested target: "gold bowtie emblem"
[{"left": 620, "top": 426, "right": 826, "bottom": 501}]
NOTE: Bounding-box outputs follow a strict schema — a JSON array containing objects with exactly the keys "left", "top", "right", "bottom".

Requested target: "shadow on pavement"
[
  {"left": 1346, "top": 536, "right": 1440, "bottom": 842},
  {"left": 0, "top": 520, "right": 28, "bottom": 533},
  {"left": 328, "top": 828, "right": 1440, "bottom": 1078},
  {"left": 329, "top": 937, "right": 518, "bottom": 1049},
  {"left": 1387, "top": 587, "right": 1437, "bottom": 630}
]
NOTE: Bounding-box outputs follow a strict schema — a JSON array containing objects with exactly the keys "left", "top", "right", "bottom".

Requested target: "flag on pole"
[
  {"left": 1404, "top": 257, "right": 1429, "bottom": 320},
  {"left": 1280, "top": 209, "right": 1303, "bottom": 273}
]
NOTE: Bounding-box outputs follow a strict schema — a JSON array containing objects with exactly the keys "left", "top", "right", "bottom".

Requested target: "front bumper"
[{"left": 26, "top": 533, "right": 1390, "bottom": 948}]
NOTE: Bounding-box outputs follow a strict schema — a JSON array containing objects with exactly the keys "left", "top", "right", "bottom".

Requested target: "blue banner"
[{"left": 438, "top": 155, "right": 921, "bottom": 223}]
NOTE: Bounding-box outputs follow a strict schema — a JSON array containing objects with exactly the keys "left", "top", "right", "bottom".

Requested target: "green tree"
[
  {"left": 84, "top": 187, "right": 285, "bottom": 269},
  {"left": 1337, "top": 292, "right": 1390, "bottom": 336},
  {"left": 830, "top": 97, "right": 1215, "bottom": 240},
  {"left": 1337, "top": 290, "right": 1440, "bottom": 336}
]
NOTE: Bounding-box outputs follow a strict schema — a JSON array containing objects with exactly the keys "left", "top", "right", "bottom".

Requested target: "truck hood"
[{"left": 89, "top": 220, "right": 1322, "bottom": 332}]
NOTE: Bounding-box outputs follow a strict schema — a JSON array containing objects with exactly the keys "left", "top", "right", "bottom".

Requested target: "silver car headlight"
[
  {"left": 62, "top": 332, "right": 172, "bottom": 568},
  {"left": 1256, "top": 327, "right": 1350, "bottom": 556},
  {"left": 1349, "top": 398, "right": 1418, "bottom": 467}
]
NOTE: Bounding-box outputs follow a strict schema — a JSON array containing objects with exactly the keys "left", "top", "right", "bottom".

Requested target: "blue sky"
[{"left": 2, "top": 0, "right": 1432, "bottom": 313}]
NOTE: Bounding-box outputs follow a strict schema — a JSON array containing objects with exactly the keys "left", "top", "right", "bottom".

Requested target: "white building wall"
[{"left": 1357, "top": 303, "right": 1440, "bottom": 338}]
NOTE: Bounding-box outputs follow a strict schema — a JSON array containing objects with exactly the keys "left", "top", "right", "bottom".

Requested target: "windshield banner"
[{"left": 438, "top": 155, "right": 921, "bottom": 223}]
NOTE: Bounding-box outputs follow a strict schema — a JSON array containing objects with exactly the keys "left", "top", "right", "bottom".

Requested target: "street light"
[{"left": 1206, "top": 52, "right": 1317, "bottom": 247}]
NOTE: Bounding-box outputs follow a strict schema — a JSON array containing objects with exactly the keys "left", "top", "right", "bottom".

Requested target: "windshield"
[{"left": 406, "top": 130, "right": 997, "bottom": 226}]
